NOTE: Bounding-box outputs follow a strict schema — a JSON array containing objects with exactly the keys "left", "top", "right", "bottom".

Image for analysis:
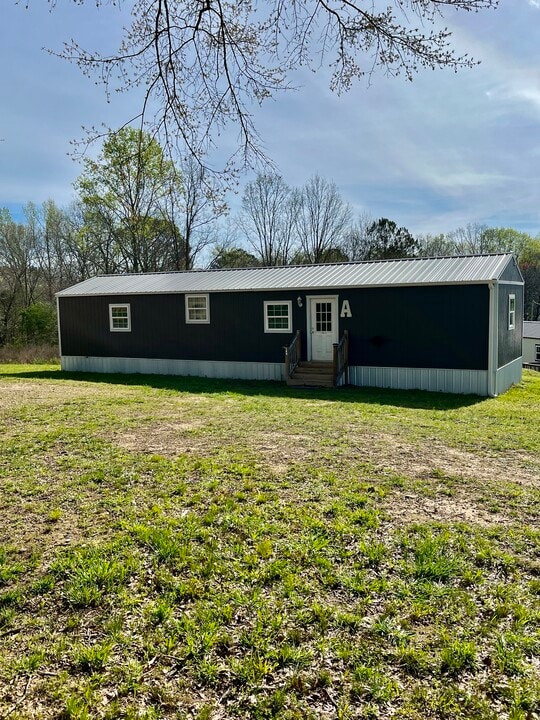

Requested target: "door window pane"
[{"left": 315, "top": 302, "right": 332, "bottom": 332}]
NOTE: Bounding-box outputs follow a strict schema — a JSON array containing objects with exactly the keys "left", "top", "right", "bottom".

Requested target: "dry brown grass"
[{"left": 0, "top": 344, "right": 59, "bottom": 364}]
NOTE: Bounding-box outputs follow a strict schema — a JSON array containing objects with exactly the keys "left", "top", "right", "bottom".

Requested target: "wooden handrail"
[
  {"left": 283, "top": 330, "right": 301, "bottom": 379},
  {"left": 333, "top": 330, "right": 349, "bottom": 386}
]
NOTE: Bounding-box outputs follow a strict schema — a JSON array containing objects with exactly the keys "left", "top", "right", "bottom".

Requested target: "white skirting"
[
  {"left": 495, "top": 356, "right": 522, "bottom": 396},
  {"left": 61, "top": 356, "right": 522, "bottom": 396},
  {"left": 347, "top": 365, "right": 489, "bottom": 396},
  {"left": 60, "top": 356, "right": 285, "bottom": 382}
]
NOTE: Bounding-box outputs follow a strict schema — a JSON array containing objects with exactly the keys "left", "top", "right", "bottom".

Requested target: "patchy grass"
[{"left": 0, "top": 364, "right": 539, "bottom": 719}]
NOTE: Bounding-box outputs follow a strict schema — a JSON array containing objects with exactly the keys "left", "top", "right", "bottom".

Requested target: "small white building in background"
[{"left": 523, "top": 321, "right": 540, "bottom": 365}]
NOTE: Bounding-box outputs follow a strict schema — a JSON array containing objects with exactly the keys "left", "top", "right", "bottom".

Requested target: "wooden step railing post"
[
  {"left": 333, "top": 330, "right": 350, "bottom": 387},
  {"left": 283, "top": 330, "right": 301, "bottom": 381},
  {"left": 284, "top": 346, "right": 290, "bottom": 379},
  {"left": 344, "top": 329, "right": 349, "bottom": 385}
]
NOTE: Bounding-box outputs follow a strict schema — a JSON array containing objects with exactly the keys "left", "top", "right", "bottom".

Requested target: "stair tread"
[
  {"left": 288, "top": 379, "right": 334, "bottom": 387},
  {"left": 294, "top": 368, "right": 333, "bottom": 375},
  {"left": 298, "top": 362, "right": 333, "bottom": 368},
  {"left": 287, "top": 359, "right": 336, "bottom": 387},
  {"left": 290, "top": 376, "right": 334, "bottom": 381}
]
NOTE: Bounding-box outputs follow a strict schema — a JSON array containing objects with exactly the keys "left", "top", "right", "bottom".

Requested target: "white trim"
[
  {"left": 498, "top": 280, "right": 524, "bottom": 286},
  {"left": 185, "top": 294, "right": 210, "bottom": 324},
  {"left": 264, "top": 300, "right": 292, "bottom": 333},
  {"left": 487, "top": 282, "right": 497, "bottom": 398},
  {"left": 306, "top": 295, "right": 339, "bottom": 361},
  {"left": 508, "top": 294, "right": 516, "bottom": 330},
  {"left": 56, "top": 297, "right": 62, "bottom": 358},
  {"left": 109, "top": 303, "right": 131, "bottom": 332},
  {"left": 497, "top": 355, "right": 523, "bottom": 372}
]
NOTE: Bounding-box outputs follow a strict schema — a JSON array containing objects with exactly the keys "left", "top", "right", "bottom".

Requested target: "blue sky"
[{"left": 1, "top": 0, "right": 540, "bottom": 237}]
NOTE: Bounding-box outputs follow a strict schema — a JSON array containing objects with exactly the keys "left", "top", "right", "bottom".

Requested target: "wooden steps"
[{"left": 287, "top": 361, "right": 334, "bottom": 388}]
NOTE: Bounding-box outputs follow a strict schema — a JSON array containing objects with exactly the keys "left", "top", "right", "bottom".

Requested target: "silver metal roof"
[
  {"left": 523, "top": 321, "right": 540, "bottom": 339},
  {"left": 56, "top": 253, "right": 516, "bottom": 297}
]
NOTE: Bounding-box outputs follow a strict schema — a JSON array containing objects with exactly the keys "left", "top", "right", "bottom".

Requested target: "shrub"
[{"left": 19, "top": 302, "right": 57, "bottom": 344}]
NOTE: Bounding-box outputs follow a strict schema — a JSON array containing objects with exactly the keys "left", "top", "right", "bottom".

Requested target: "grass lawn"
[{"left": 0, "top": 365, "right": 539, "bottom": 719}]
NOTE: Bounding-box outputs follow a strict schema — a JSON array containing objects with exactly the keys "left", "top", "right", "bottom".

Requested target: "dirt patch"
[
  {"left": 118, "top": 420, "right": 208, "bottom": 457},
  {"left": 0, "top": 381, "right": 100, "bottom": 413},
  {"left": 384, "top": 489, "right": 511, "bottom": 527},
  {"left": 380, "top": 437, "right": 540, "bottom": 488},
  {"left": 115, "top": 419, "right": 540, "bottom": 489},
  {"left": 113, "top": 417, "right": 539, "bottom": 528}
]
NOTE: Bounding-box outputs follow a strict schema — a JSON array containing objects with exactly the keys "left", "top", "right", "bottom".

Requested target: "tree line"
[
  {"left": 2, "top": 128, "right": 540, "bottom": 347},
  {"left": 0, "top": 128, "right": 224, "bottom": 345},
  {"left": 213, "top": 175, "right": 540, "bottom": 322}
]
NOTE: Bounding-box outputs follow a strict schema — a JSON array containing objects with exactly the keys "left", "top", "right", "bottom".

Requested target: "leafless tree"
[
  {"left": 46, "top": 0, "right": 497, "bottom": 174},
  {"left": 61, "top": 201, "right": 110, "bottom": 281},
  {"left": 24, "top": 200, "right": 83, "bottom": 301},
  {"left": 343, "top": 212, "right": 375, "bottom": 260},
  {"left": 448, "top": 223, "right": 491, "bottom": 254},
  {"left": 294, "top": 175, "right": 351, "bottom": 263},
  {"left": 238, "top": 174, "right": 298, "bottom": 265},
  {"left": 163, "top": 157, "right": 228, "bottom": 270}
]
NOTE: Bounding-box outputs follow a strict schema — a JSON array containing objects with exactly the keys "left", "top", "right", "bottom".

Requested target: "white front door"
[{"left": 309, "top": 297, "right": 338, "bottom": 362}]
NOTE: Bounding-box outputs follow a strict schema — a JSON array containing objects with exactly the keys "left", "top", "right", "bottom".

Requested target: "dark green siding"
[
  {"left": 60, "top": 292, "right": 305, "bottom": 364},
  {"left": 497, "top": 284, "right": 523, "bottom": 369},
  {"left": 59, "top": 283, "right": 490, "bottom": 370},
  {"left": 338, "top": 285, "right": 489, "bottom": 370},
  {"left": 500, "top": 256, "right": 523, "bottom": 283}
]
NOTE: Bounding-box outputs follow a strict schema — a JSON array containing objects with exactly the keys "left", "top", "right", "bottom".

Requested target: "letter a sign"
[{"left": 340, "top": 300, "right": 352, "bottom": 318}]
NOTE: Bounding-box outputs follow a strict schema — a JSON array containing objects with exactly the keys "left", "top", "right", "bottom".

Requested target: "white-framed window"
[
  {"left": 186, "top": 294, "right": 210, "bottom": 324},
  {"left": 109, "top": 303, "right": 131, "bottom": 332},
  {"left": 536, "top": 344, "right": 540, "bottom": 363},
  {"left": 264, "top": 300, "right": 292, "bottom": 333},
  {"left": 508, "top": 294, "right": 516, "bottom": 330}
]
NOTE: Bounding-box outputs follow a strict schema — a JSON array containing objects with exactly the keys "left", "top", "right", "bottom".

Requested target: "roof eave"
[{"left": 56, "top": 278, "right": 508, "bottom": 298}]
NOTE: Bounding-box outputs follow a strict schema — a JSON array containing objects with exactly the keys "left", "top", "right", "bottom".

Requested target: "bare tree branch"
[{"left": 39, "top": 0, "right": 497, "bottom": 175}]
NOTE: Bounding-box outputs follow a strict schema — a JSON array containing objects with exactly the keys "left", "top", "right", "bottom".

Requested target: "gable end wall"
[{"left": 497, "top": 283, "right": 523, "bottom": 369}]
